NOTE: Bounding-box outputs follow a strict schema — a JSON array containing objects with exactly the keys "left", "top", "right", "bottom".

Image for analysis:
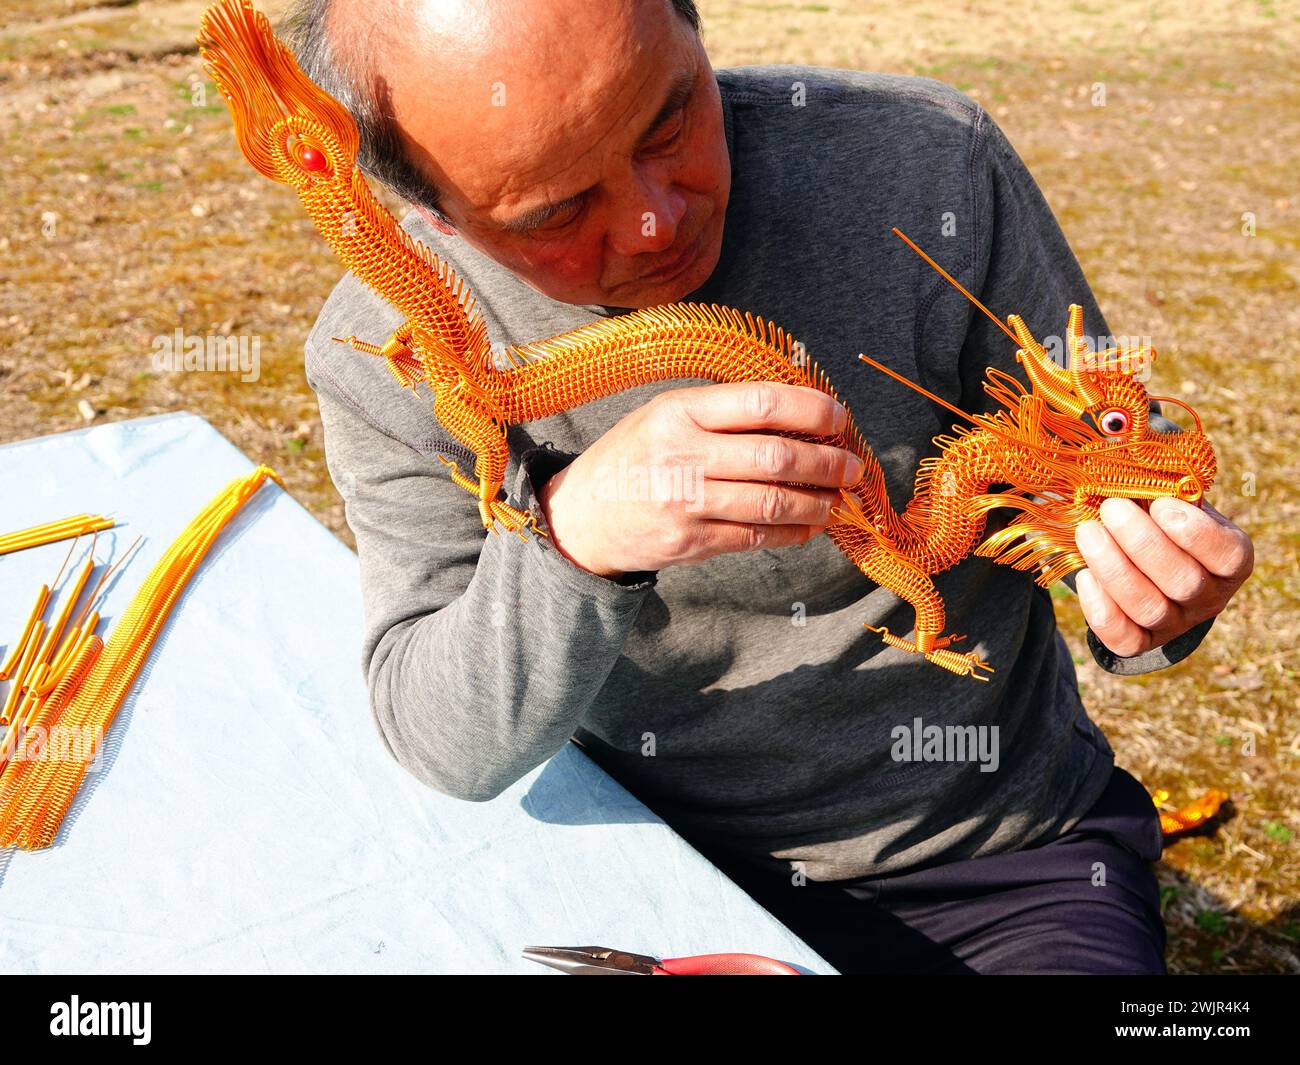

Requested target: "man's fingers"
[
  {"left": 705, "top": 433, "right": 865, "bottom": 488},
  {"left": 1149, "top": 497, "right": 1254, "bottom": 581},
  {"left": 696, "top": 480, "right": 840, "bottom": 527},
  {"left": 680, "top": 381, "right": 848, "bottom": 437},
  {"left": 702, "top": 519, "right": 822, "bottom": 555},
  {"left": 666, "top": 382, "right": 863, "bottom": 488},
  {"left": 1075, "top": 567, "right": 1152, "bottom": 657},
  {"left": 1097, "top": 498, "right": 1209, "bottom": 604},
  {"left": 1075, "top": 517, "right": 1174, "bottom": 632}
]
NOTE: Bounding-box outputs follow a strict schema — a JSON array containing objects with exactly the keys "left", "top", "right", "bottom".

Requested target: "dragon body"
[{"left": 196, "top": 0, "right": 1218, "bottom": 684}]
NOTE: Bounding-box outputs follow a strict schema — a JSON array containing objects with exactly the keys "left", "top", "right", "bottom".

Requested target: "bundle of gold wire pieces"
[
  {"left": 0, "top": 465, "right": 283, "bottom": 849},
  {"left": 0, "top": 514, "right": 115, "bottom": 557},
  {"left": 1, "top": 531, "right": 119, "bottom": 730}
]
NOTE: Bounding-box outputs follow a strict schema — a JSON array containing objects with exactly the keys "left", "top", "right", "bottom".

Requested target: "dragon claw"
[
  {"left": 482, "top": 499, "right": 546, "bottom": 541},
  {"left": 864, "top": 624, "right": 994, "bottom": 680},
  {"left": 925, "top": 647, "right": 995, "bottom": 681}
]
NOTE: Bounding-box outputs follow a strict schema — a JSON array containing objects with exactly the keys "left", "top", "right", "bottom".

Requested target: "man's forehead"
[
  {"left": 383, "top": 0, "right": 690, "bottom": 220},
  {"left": 388, "top": 0, "right": 665, "bottom": 85},
  {"left": 487, "top": 66, "right": 699, "bottom": 231}
]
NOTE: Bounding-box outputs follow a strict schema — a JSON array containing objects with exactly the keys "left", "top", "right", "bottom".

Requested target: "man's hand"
[
  {"left": 537, "top": 382, "right": 865, "bottom": 580},
  {"left": 1074, "top": 496, "right": 1254, "bottom": 658}
]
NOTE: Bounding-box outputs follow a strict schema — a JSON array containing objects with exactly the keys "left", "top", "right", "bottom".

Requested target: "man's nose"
[{"left": 606, "top": 170, "right": 687, "bottom": 257}]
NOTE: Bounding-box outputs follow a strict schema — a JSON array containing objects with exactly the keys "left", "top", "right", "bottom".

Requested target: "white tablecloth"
[{"left": 0, "top": 412, "right": 831, "bottom": 974}]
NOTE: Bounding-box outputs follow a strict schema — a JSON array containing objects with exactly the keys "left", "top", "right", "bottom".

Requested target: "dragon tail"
[
  {"left": 198, "top": 0, "right": 490, "bottom": 370},
  {"left": 198, "top": 0, "right": 358, "bottom": 182}
]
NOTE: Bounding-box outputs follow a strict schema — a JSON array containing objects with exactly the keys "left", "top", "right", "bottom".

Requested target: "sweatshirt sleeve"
[
  {"left": 306, "top": 345, "right": 657, "bottom": 801},
  {"left": 952, "top": 106, "right": 1213, "bottom": 676}
]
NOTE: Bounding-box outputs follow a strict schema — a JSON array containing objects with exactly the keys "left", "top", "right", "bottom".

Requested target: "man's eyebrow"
[
  {"left": 498, "top": 190, "right": 588, "bottom": 235},
  {"left": 497, "top": 69, "right": 698, "bottom": 235},
  {"left": 637, "top": 69, "right": 697, "bottom": 147}
]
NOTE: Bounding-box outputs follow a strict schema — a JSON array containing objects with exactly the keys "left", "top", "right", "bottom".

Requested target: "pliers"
[{"left": 522, "top": 945, "right": 800, "bottom": 975}]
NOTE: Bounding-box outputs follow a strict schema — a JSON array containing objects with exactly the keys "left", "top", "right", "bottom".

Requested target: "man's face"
[{"left": 380, "top": 0, "right": 730, "bottom": 308}]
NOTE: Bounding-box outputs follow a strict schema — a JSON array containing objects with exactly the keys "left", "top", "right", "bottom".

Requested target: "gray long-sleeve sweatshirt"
[{"left": 302, "top": 66, "right": 1212, "bottom": 882}]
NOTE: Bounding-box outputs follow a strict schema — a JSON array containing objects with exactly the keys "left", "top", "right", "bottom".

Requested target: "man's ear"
[{"left": 416, "top": 204, "right": 457, "bottom": 236}]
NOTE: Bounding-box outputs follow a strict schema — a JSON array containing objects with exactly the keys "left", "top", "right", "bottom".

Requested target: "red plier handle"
[
  {"left": 654, "top": 952, "right": 801, "bottom": 975},
  {"left": 523, "top": 945, "right": 800, "bottom": 975}
]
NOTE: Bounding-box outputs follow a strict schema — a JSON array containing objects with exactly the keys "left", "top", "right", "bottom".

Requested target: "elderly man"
[{"left": 288, "top": 0, "right": 1252, "bottom": 974}]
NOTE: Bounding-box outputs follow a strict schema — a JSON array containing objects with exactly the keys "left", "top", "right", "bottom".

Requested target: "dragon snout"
[
  {"left": 1144, "top": 428, "right": 1218, "bottom": 505},
  {"left": 1075, "top": 427, "right": 1218, "bottom": 510},
  {"left": 1176, "top": 474, "right": 1205, "bottom": 504},
  {"left": 1174, "top": 429, "right": 1218, "bottom": 502}
]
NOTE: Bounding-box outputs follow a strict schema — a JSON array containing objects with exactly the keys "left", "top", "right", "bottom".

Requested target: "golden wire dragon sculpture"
[{"left": 196, "top": 0, "right": 1218, "bottom": 686}]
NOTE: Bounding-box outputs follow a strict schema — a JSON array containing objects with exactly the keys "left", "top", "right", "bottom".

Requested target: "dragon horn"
[
  {"left": 1065, "top": 303, "right": 1086, "bottom": 365},
  {"left": 1008, "top": 313, "right": 1087, "bottom": 418},
  {"left": 197, "top": 0, "right": 358, "bottom": 182},
  {"left": 1065, "top": 304, "right": 1104, "bottom": 407}
]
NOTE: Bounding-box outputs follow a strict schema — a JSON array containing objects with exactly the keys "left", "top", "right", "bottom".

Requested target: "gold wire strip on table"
[
  {"left": 0, "top": 465, "right": 283, "bottom": 849},
  {"left": 36, "top": 614, "right": 97, "bottom": 697},
  {"left": 0, "top": 584, "right": 49, "bottom": 680},
  {"left": 1, "top": 620, "right": 44, "bottom": 726},
  {"left": 0, "top": 516, "right": 114, "bottom": 557},
  {"left": 30, "top": 555, "right": 95, "bottom": 674},
  {"left": 1, "top": 546, "right": 99, "bottom": 719}
]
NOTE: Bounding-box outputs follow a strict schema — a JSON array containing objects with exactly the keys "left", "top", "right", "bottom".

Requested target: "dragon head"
[
  {"left": 1002, "top": 305, "right": 1217, "bottom": 510},
  {"left": 197, "top": 0, "right": 358, "bottom": 190},
  {"left": 964, "top": 304, "right": 1218, "bottom": 586},
  {"left": 877, "top": 229, "right": 1220, "bottom": 587}
]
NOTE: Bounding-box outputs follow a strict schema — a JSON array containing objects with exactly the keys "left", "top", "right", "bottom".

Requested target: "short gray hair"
[{"left": 281, "top": 0, "right": 702, "bottom": 223}]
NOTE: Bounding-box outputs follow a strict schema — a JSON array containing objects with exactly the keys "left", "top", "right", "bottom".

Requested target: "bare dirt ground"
[{"left": 1, "top": 0, "right": 1296, "bottom": 972}]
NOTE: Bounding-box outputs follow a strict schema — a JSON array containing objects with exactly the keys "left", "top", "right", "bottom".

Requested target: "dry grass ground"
[{"left": 1, "top": 0, "right": 1295, "bottom": 972}]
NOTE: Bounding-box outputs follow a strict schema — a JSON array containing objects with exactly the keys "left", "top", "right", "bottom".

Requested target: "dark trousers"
[{"left": 701, "top": 765, "right": 1167, "bottom": 975}]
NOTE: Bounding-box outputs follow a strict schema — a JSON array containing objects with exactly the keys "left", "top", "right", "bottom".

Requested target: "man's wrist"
[
  {"left": 523, "top": 445, "right": 655, "bottom": 587},
  {"left": 536, "top": 467, "right": 625, "bottom": 581}
]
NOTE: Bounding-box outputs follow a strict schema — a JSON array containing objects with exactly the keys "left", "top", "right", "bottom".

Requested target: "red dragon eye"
[
  {"left": 1098, "top": 408, "right": 1131, "bottom": 435},
  {"left": 298, "top": 145, "right": 328, "bottom": 172}
]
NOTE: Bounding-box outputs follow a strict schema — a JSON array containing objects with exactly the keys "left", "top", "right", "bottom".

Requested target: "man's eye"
[
  {"left": 531, "top": 202, "right": 584, "bottom": 234},
  {"left": 644, "top": 111, "right": 686, "bottom": 153}
]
